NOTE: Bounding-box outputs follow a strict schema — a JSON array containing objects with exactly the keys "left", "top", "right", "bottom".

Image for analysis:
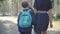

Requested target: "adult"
[{"left": 33, "top": 0, "right": 53, "bottom": 34}]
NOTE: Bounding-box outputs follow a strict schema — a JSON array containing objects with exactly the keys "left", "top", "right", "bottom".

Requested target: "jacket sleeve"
[
  {"left": 17, "top": 12, "right": 23, "bottom": 32},
  {"left": 30, "top": 9, "right": 35, "bottom": 25},
  {"left": 17, "top": 12, "right": 22, "bottom": 26}
]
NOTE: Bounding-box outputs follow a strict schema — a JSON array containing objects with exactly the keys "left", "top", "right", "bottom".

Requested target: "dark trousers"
[
  {"left": 36, "top": 32, "right": 41, "bottom": 34},
  {"left": 34, "top": 29, "right": 41, "bottom": 34},
  {"left": 20, "top": 31, "right": 31, "bottom": 34},
  {"left": 35, "top": 32, "right": 41, "bottom": 34}
]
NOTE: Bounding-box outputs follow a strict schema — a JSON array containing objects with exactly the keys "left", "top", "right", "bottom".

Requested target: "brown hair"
[{"left": 22, "top": 1, "right": 29, "bottom": 8}]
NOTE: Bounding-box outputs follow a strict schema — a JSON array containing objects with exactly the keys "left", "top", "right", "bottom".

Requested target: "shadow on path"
[{"left": 0, "top": 20, "right": 19, "bottom": 34}]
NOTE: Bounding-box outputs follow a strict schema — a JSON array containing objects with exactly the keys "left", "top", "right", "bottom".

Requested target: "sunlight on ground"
[{"left": 0, "top": 16, "right": 17, "bottom": 24}]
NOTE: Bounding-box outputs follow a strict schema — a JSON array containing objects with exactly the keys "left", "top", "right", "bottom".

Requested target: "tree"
[
  {"left": 0, "top": 0, "right": 6, "bottom": 16},
  {"left": 0, "top": 0, "right": 3, "bottom": 1},
  {"left": 0, "top": 0, "right": 6, "bottom": 3},
  {"left": 0, "top": 0, "right": 4, "bottom": 3}
]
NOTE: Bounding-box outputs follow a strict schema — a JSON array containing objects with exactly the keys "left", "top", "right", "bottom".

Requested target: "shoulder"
[{"left": 18, "top": 9, "right": 23, "bottom": 15}]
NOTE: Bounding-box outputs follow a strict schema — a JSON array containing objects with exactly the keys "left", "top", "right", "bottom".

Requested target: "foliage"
[
  {"left": 0, "top": 2, "right": 3, "bottom": 10},
  {"left": 0, "top": 0, "right": 6, "bottom": 3},
  {"left": 53, "top": 13, "right": 60, "bottom": 20},
  {"left": 0, "top": 0, "right": 3, "bottom": 1}
]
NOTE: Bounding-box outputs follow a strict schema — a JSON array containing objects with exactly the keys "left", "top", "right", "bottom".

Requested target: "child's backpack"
[{"left": 19, "top": 9, "right": 32, "bottom": 28}]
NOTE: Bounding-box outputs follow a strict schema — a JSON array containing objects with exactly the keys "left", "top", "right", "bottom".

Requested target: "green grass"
[{"left": 53, "top": 19, "right": 60, "bottom": 24}]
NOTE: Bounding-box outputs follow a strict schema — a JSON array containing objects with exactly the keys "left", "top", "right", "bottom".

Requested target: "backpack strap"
[{"left": 27, "top": 9, "right": 31, "bottom": 13}]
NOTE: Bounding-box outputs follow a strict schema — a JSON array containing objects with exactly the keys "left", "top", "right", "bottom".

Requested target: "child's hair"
[{"left": 22, "top": 1, "right": 29, "bottom": 8}]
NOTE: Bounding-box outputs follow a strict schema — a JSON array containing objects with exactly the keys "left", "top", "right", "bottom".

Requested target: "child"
[{"left": 17, "top": 1, "right": 35, "bottom": 34}]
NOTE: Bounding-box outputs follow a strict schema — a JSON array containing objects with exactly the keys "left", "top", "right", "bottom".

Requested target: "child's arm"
[
  {"left": 30, "top": 10, "right": 35, "bottom": 29},
  {"left": 30, "top": 9, "right": 35, "bottom": 25},
  {"left": 17, "top": 12, "right": 22, "bottom": 32},
  {"left": 17, "top": 12, "right": 22, "bottom": 26},
  {"left": 33, "top": 0, "right": 38, "bottom": 15}
]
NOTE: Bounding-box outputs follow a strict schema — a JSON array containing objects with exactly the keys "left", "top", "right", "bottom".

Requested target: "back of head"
[{"left": 22, "top": 1, "right": 29, "bottom": 8}]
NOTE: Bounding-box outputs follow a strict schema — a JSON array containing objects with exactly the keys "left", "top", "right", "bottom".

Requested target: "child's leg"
[
  {"left": 38, "top": 31, "right": 41, "bottom": 34},
  {"left": 26, "top": 32, "right": 31, "bottom": 34},
  {"left": 20, "top": 32, "right": 25, "bottom": 34},
  {"left": 35, "top": 31, "right": 41, "bottom": 34},
  {"left": 25, "top": 30, "right": 31, "bottom": 34}
]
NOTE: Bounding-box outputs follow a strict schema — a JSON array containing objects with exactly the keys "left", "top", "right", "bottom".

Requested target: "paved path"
[{"left": 0, "top": 16, "right": 60, "bottom": 34}]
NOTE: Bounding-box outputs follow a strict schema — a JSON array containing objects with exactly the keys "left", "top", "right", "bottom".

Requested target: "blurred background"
[{"left": 0, "top": 0, "right": 60, "bottom": 34}]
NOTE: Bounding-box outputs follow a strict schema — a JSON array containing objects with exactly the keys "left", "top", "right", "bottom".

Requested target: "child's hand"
[{"left": 34, "top": 8, "right": 37, "bottom": 15}]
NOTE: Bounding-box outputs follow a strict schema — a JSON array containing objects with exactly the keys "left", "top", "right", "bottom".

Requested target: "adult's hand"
[{"left": 48, "top": 9, "right": 53, "bottom": 28}]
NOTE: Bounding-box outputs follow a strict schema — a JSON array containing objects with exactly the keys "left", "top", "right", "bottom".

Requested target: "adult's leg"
[
  {"left": 41, "top": 30, "right": 47, "bottom": 34},
  {"left": 35, "top": 31, "right": 41, "bottom": 34},
  {"left": 20, "top": 32, "right": 25, "bottom": 34}
]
